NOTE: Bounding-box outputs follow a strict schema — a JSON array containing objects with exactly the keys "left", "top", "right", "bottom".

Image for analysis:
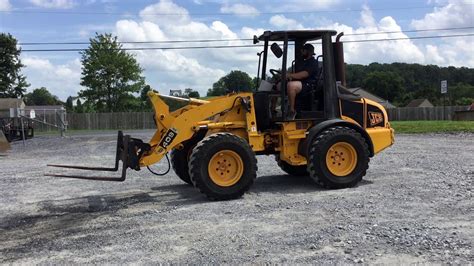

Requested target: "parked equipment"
[
  {"left": 0, "top": 117, "right": 34, "bottom": 142},
  {"left": 0, "top": 130, "right": 10, "bottom": 153},
  {"left": 47, "top": 30, "right": 394, "bottom": 200}
]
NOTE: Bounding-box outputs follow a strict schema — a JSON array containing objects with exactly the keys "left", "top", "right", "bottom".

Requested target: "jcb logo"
[
  {"left": 159, "top": 128, "right": 178, "bottom": 149},
  {"left": 369, "top": 112, "right": 383, "bottom": 126}
]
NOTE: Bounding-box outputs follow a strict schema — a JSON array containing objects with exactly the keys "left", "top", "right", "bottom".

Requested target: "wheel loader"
[{"left": 47, "top": 30, "right": 394, "bottom": 200}]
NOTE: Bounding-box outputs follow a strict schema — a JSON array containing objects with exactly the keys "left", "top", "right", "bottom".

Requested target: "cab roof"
[{"left": 258, "top": 30, "right": 337, "bottom": 42}]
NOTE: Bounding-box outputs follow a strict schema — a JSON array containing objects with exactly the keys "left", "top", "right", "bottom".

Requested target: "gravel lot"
[{"left": 0, "top": 131, "right": 472, "bottom": 264}]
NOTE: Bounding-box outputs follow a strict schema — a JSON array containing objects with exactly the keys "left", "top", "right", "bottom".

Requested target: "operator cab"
[{"left": 253, "top": 30, "right": 349, "bottom": 127}]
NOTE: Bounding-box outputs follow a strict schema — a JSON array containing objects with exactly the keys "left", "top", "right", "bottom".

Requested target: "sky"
[{"left": 0, "top": 0, "right": 473, "bottom": 100}]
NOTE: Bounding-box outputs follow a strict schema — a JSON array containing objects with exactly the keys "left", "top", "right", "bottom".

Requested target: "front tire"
[
  {"left": 189, "top": 133, "right": 257, "bottom": 200},
  {"left": 170, "top": 130, "right": 206, "bottom": 185},
  {"left": 307, "top": 126, "right": 369, "bottom": 188}
]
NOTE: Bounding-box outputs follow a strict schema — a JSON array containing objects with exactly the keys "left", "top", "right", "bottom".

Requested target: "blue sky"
[{"left": 1, "top": 0, "right": 473, "bottom": 100}]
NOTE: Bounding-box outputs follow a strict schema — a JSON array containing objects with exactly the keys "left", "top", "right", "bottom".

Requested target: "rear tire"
[
  {"left": 170, "top": 130, "right": 206, "bottom": 185},
  {"left": 307, "top": 126, "right": 369, "bottom": 188},
  {"left": 275, "top": 155, "right": 308, "bottom": 176},
  {"left": 189, "top": 133, "right": 257, "bottom": 200}
]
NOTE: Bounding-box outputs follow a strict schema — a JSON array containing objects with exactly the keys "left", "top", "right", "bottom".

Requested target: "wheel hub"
[
  {"left": 326, "top": 142, "right": 358, "bottom": 176},
  {"left": 208, "top": 150, "right": 244, "bottom": 187}
]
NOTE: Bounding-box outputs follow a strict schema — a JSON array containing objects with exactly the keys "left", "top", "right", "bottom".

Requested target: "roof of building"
[
  {"left": 406, "top": 98, "right": 432, "bottom": 107},
  {"left": 0, "top": 98, "right": 25, "bottom": 109},
  {"left": 346, "top": 88, "right": 396, "bottom": 108}
]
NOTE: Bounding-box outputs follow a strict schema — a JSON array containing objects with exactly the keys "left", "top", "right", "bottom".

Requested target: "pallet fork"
[{"left": 46, "top": 131, "right": 150, "bottom": 181}]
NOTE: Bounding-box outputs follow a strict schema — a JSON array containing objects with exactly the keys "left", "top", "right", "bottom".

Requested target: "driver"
[{"left": 285, "top": 43, "right": 319, "bottom": 119}]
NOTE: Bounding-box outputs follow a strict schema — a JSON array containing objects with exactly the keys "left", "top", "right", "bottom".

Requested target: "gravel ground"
[{"left": 0, "top": 131, "right": 472, "bottom": 264}]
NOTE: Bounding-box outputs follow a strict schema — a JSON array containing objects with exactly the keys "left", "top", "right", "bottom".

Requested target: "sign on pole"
[{"left": 441, "top": 80, "right": 448, "bottom": 94}]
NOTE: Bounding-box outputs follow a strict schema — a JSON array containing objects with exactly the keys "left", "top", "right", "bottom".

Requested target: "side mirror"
[
  {"left": 271, "top": 43, "right": 283, "bottom": 58},
  {"left": 253, "top": 35, "right": 259, "bottom": 44}
]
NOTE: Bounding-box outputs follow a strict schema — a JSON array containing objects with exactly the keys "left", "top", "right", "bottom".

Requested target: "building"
[
  {"left": 170, "top": 89, "right": 182, "bottom": 97},
  {"left": 169, "top": 89, "right": 197, "bottom": 97},
  {"left": 0, "top": 98, "right": 26, "bottom": 118},
  {"left": 346, "top": 88, "right": 396, "bottom": 109},
  {"left": 405, "top": 99, "right": 434, "bottom": 108}
]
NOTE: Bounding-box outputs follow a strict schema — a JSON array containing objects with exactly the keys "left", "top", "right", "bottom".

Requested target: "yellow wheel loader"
[{"left": 48, "top": 30, "right": 394, "bottom": 200}]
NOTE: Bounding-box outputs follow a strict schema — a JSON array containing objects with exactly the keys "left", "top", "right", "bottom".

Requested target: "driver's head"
[{"left": 302, "top": 43, "right": 315, "bottom": 58}]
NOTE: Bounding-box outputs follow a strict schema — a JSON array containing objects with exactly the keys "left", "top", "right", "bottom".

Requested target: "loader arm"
[
  {"left": 140, "top": 91, "right": 255, "bottom": 167},
  {"left": 46, "top": 91, "right": 256, "bottom": 181}
]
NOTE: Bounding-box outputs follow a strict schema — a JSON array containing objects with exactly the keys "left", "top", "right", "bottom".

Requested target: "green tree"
[
  {"left": 75, "top": 99, "right": 84, "bottom": 113},
  {"left": 188, "top": 90, "right": 200, "bottom": 98},
  {"left": 0, "top": 33, "right": 29, "bottom": 98},
  {"left": 207, "top": 70, "right": 253, "bottom": 96},
  {"left": 346, "top": 62, "right": 474, "bottom": 106},
  {"left": 362, "top": 71, "right": 405, "bottom": 104},
  {"left": 449, "top": 82, "right": 474, "bottom": 105},
  {"left": 79, "top": 33, "right": 145, "bottom": 112},
  {"left": 24, "top": 87, "right": 62, "bottom": 106},
  {"left": 65, "top": 96, "right": 74, "bottom": 111},
  {"left": 140, "top": 84, "right": 153, "bottom": 110}
]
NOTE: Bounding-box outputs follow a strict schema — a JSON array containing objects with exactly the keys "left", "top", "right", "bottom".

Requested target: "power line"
[
  {"left": 2, "top": 3, "right": 473, "bottom": 16},
  {"left": 18, "top": 38, "right": 252, "bottom": 46},
  {"left": 15, "top": 26, "right": 474, "bottom": 46},
  {"left": 22, "top": 44, "right": 257, "bottom": 52},
  {"left": 344, "top": 33, "right": 474, "bottom": 43},
  {"left": 20, "top": 33, "right": 474, "bottom": 52},
  {"left": 347, "top": 26, "right": 474, "bottom": 36}
]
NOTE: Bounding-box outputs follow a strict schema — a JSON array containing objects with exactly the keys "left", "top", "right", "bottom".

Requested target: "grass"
[{"left": 391, "top": 121, "right": 474, "bottom": 133}]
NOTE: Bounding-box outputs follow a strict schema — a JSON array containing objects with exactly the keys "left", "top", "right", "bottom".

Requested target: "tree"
[
  {"left": 65, "top": 96, "right": 74, "bottom": 111},
  {"left": 449, "top": 82, "right": 474, "bottom": 105},
  {"left": 79, "top": 33, "right": 145, "bottom": 112},
  {"left": 362, "top": 71, "right": 405, "bottom": 104},
  {"left": 75, "top": 99, "right": 84, "bottom": 113},
  {"left": 0, "top": 33, "right": 29, "bottom": 98},
  {"left": 24, "top": 87, "right": 62, "bottom": 106},
  {"left": 188, "top": 90, "right": 200, "bottom": 98},
  {"left": 207, "top": 70, "right": 253, "bottom": 96},
  {"left": 139, "top": 84, "right": 153, "bottom": 110}
]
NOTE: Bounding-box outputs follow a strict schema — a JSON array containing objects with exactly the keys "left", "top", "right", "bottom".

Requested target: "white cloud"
[
  {"left": 425, "top": 44, "right": 445, "bottom": 65},
  {"left": 409, "top": 0, "right": 474, "bottom": 66},
  {"left": 359, "top": 5, "right": 376, "bottom": 28},
  {"left": 0, "top": 0, "right": 11, "bottom": 11},
  {"left": 411, "top": 0, "right": 473, "bottom": 29},
  {"left": 220, "top": 3, "right": 259, "bottom": 17},
  {"left": 22, "top": 56, "right": 81, "bottom": 100},
  {"left": 21, "top": 0, "right": 474, "bottom": 101},
  {"left": 113, "top": 17, "right": 236, "bottom": 95},
  {"left": 320, "top": 7, "right": 425, "bottom": 65},
  {"left": 426, "top": 38, "right": 474, "bottom": 66},
  {"left": 269, "top": 15, "right": 304, "bottom": 30},
  {"left": 115, "top": 20, "right": 167, "bottom": 42},
  {"left": 29, "top": 0, "right": 75, "bottom": 9},
  {"left": 240, "top": 26, "right": 266, "bottom": 38},
  {"left": 139, "top": 0, "right": 190, "bottom": 26}
]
